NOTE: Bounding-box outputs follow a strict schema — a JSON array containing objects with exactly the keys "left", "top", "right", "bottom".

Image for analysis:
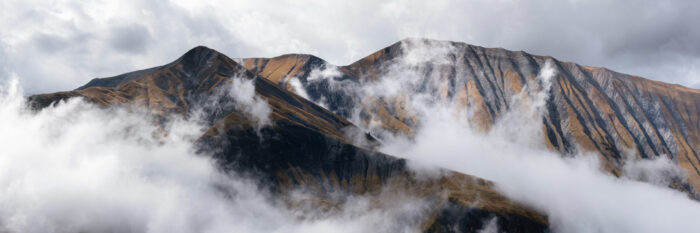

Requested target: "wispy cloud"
[
  {"left": 292, "top": 39, "right": 700, "bottom": 232},
  {"left": 0, "top": 78, "right": 430, "bottom": 233},
  {"left": 226, "top": 77, "right": 272, "bottom": 127},
  {"left": 2, "top": 0, "right": 699, "bottom": 93}
]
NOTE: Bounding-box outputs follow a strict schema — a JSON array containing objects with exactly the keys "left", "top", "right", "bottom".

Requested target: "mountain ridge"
[
  {"left": 28, "top": 38, "right": 700, "bottom": 231},
  {"left": 29, "top": 43, "right": 551, "bottom": 232},
  {"left": 55, "top": 39, "right": 700, "bottom": 195},
  {"left": 238, "top": 38, "right": 700, "bottom": 194}
]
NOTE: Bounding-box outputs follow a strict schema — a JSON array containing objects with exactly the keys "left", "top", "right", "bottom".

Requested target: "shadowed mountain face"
[
  {"left": 240, "top": 38, "right": 700, "bottom": 194},
  {"left": 29, "top": 45, "right": 549, "bottom": 232}
]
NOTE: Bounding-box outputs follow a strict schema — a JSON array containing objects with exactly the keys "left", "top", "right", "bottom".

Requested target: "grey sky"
[{"left": 1, "top": 0, "right": 699, "bottom": 94}]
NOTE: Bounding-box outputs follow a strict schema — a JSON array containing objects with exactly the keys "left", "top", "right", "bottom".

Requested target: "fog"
[{"left": 0, "top": 78, "right": 427, "bottom": 233}]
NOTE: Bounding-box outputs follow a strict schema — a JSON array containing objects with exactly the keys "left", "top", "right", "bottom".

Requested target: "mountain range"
[{"left": 28, "top": 38, "right": 700, "bottom": 232}]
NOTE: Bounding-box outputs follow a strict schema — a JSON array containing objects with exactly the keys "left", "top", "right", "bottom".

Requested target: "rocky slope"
[
  {"left": 240, "top": 38, "right": 700, "bottom": 194},
  {"left": 29, "top": 46, "right": 549, "bottom": 232}
]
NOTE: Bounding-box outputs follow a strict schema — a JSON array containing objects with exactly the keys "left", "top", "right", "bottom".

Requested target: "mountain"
[
  {"left": 239, "top": 38, "right": 700, "bottom": 194},
  {"left": 31, "top": 38, "right": 700, "bottom": 231},
  {"left": 29, "top": 45, "right": 549, "bottom": 232}
]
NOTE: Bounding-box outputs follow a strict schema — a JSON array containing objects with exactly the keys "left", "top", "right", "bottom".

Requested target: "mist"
[
  {"left": 0, "top": 78, "right": 428, "bottom": 233},
  {"left": 380, "top": 97, "right": 700, "bottom": 232},
  {"left": 3, "top": 38, "right": 700, "bottom": 232},
  {"left": 293, "top": 39, "right": 700, "bottom": 232},
  {"left": 226, "top": 77, "right": 272, "bottom": 126}
]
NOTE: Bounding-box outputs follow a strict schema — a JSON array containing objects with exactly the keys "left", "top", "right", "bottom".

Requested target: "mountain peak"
[
  {"left": 182, "top": 45, "right": 219, "bottom": 58},
  {"left": 77, "top": 46, "right": 233, "bottom": 90},
  {"left": 176, "top": 45, "right": 225, "bottom": 71}
]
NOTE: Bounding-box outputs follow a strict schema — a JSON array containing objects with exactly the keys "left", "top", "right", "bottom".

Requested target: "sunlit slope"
[
  {"left": 29, "top": 46, "right": 549, "bottom": 232},
  {"left": 241, "top": 38, "right": 700, "bottom": 192}
]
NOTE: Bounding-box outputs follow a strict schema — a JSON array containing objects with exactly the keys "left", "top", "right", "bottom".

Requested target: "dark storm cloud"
[{"left": 0, "top": 0, "right": 699, "bottom": 94}]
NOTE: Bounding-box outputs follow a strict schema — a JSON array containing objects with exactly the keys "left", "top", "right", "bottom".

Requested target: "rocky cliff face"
[
  {"left": 29, "top": 45, "right": 549, "bottom": 232},
  {"left": 240, "top": 38, "right": 700, "bottom": 194}
]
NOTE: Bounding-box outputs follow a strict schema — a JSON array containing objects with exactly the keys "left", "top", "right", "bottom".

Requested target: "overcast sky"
[{"left": 1, "top": 0, "right": 699, "bottom": 94}]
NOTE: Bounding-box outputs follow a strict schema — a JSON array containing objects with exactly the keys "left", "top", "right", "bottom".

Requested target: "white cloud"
[
  {"left": 307, "top": 65, "right": 343, "bottom": 83},
  {"left": 0, "top": 78, "right": 432, "bottom": 233},
  {"left": 380, "top": 105, "right": 700, "bottom": 232},
  {"left": 477, "top": 217, "right": 499, "bottom": 233},
  {"left": 2, "top": 0, "right": 699, "bottom": 94},
  {"left": 287, "top": 77, "right": 310, "bottom": 100},
  {"left": 622, "top": 155, "right": 686, "bottom": 188},
  {"left": 290, "top": 65, "right": 347, "bottom": 110},
  {"left": 2, "top": 1, "right": 700, "bottom": 231},
  {"left": 227, "top": 77, "right": 272, "bottom": 127},
  {"left": 0, "top": 79, "right": 280, "bottom": 233},
  {"left": 314, "top": 40, "right": 700, "bottom": 232}
]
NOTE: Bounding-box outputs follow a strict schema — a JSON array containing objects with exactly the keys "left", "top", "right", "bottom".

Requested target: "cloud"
[
  {"left": 226, "top": 77, "right": 272, "bottom": 127},
  {"left": 2, "top": 0, "right": 699, "bottom": 94},
  {"left": 2, "top": 1, "right": 700, "bottom": 231},
  {"left": 289, "top": 64, "right": 355, "bottom": 114},
  {"left": 0, "top": 79, "right": 278, "bottom": 233},
  {"left": 477, "top": 217, "right": 499, "bottom": 233},
  {"left": 301, "top": 40, "right": 700, "bottom": 232},
  {"left": 622, "top": 155, "right": 686, "bottom": 188},
  {"left": 307, "top": 65, "right": 343, "bottom": 83},
  {"left": 378, "top": 98, "right": 700, "bottom": 232},
  {"left": 0, "top": 78, "right": 432, "bottom": 233},
  {"left": 287, "top": 77, "right": 311, "bottom": 100}
]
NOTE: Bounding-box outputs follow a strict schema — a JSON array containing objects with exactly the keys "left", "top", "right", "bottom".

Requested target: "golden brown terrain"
[
  {"left": 241, "top": 39, "right": 700, "bottom": 194},
  {"left": 30, "top": 45, "right": 550, "bottom": 232}
]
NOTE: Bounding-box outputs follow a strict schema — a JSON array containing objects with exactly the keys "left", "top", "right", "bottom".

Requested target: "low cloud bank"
[
  {"left": 379, "top": 47, "right": 700, "bottom": 233},
  {"left": 381, "top": 99, "right": 700, "bottom": 232},
  {"left": 3, "top": 36, "right": 699, "bottom": 232},
  {"left": 0, "top": 78, "right": 427, "bottom": 233},
  {"left": 295, "top": 39, "right": 700, "bottom": 232}
]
